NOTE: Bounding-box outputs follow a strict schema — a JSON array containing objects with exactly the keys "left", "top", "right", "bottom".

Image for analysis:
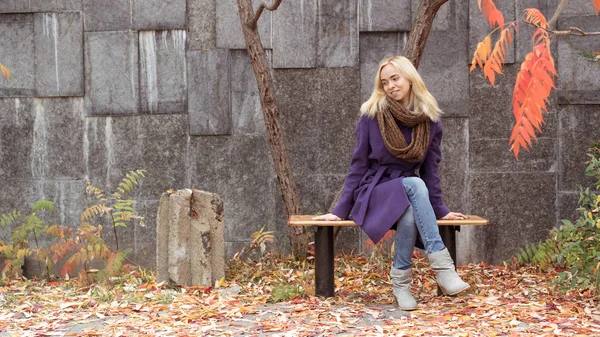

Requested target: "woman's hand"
[
  {"left": 441, "top": 212, "right": 468, "bottom": 220},
  {"left": 312, "top": 213, "right": 342, "bottom": 221}
]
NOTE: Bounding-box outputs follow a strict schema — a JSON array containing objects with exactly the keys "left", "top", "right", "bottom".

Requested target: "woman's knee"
[{"left": 402, "top": 177, "right": 428, "bottom": 196}]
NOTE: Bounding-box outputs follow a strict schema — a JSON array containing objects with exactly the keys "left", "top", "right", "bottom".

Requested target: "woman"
[{"left": 312, "top": 55, "right": 469, "bottom": 311}]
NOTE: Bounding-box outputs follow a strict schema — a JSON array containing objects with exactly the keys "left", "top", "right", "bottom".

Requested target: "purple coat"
[{"left": 332, "top": 115, "right": 450, "bottom": 244}]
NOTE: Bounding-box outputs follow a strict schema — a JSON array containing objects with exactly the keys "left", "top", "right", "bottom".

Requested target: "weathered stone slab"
[
  {"left": 83, "top": 115, "right": 188, "bottom": 201},
  {"left": 230, "top": 49, "right": 266, "bottom": 135},
  {"left": 467, "top": 172, "right": 557, "bottom": 264},
  {"left": 420, "top": 30, "right": 469, "bottom": 116},
  {"left": 192, "top": 190, "right": 225, "bottom": 284},
  {"left": 548, "top": 0, "right": 599, "bottom": 16},
  {"left": 156, "top": 193, "right": 170, "bottom": 282},
  {"left": 82, "top": 0, "right": 131, "bottom": 31},
  {"left": 515, "top": 0, "right": 548, "bottom": 62},
  {"left": 469, "top": 64, "right": 518, "bottom": 139},
  {"left": 359, "top": 32, "right": 408, "bottom": 101},
  {"left": 557, "top": 191, "right": 580, "bottom": 226},
  {"left": 187, "top": 49, "right": 231, "bottom": 135},
  {"left": 438, "top": 117, "right": 468, "bottom": 212},
  {"left": 558, "top": 105, "right": 600, "bottom": 191},
  {"left": 0, "top": 98, "right": 85, "bottom": 180},
  {"left": 188, "top": 0, "right": 216, "bottom": 51},
  {"left": 272, "top": 0, "right": 318, "bottom": 68},
  {"left": 132, "top": 0, "right": 186, "bottom": 30},
  {"left": 557, "top": 16, "right": 600, "bottom": 92},
  {"left": 558, "top": 91, "right": 600, "bottom": 105},
  {"left": 139, "top": 30, "right": 187, "bottom": 114},
  {"left": 0, "top": 14, "right": 35, "bottom": 97},
  {"left": 469, "top": 0, "right": 515, "bottom": 65},
  {"left": 0, "top": 0, "right": 82, "bottom": 12},
  {"left": 317, "top": 0, "right": 358, "bottom": 67},
  {"left": 167, "top": 190, "right": 192, "bottom": 285},
  {"left": 84, "top": 31, "right": 138, "bottom": 116},
  {"left": 216, "top": 0, "right": 271, "bottom": 49},
  {"left": 470, "top": 137, "right": 557, "bottom": 173},
  {"left": 359, "top": 0, "right": 411, "bottom": 32},
  {"left": 34, "top": 12, "right": 84, "bottom": 97},
  {"left": 188, "top": 135, "right": 277, "bottom": 242},
  {"left": 411, "top": 0, "right": 453, "bottom": 30}
]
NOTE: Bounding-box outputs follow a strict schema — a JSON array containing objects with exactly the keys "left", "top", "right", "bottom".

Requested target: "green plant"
[
  {"left": 47, "top": 170, "right": 147, "bottom": 283},
  {"left": 0, "top": 200, "right": 55, "bottom": 279},
  {"left": 269, "top": 283, "right": 300, "bottom": 303},
  {"left": 510, "top": 142, "right": 600, "bottom": 293}
]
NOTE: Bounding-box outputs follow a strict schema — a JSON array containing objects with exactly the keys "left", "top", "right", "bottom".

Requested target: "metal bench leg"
[
  {"left": 437, "top": 226, "right": 457, "bottom": 296},
  {"left": 315, "top": 226, "right": 334, "bottom": 298}
]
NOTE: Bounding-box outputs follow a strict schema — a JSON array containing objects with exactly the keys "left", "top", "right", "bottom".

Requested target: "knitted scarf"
[{"left": 376, "top": 97, "right": 431, "bottom": 163}]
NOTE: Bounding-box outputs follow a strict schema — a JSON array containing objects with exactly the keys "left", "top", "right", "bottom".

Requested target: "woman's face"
[{"left": 380, "top": 64, "right": 411, "bottom": 105}]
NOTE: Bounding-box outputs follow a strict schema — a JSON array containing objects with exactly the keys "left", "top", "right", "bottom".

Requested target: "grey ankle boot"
[
  {"left": 390, "top": 266, "right": 417, "bottom": 311},
  {"left": 428, "top": 248, "right": 470, "bottom": 296}
]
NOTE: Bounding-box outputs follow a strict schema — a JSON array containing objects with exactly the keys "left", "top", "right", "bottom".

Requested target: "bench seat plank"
[{"left": 289, "top": 215, "right": 489, "bottom": 227}]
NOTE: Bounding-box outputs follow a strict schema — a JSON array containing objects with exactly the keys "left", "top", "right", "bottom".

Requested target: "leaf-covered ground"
[{"left": 1, "top": 253, "right": 599, "bottom": 336}]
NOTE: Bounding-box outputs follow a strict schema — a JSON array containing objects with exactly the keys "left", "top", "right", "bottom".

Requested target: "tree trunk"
[
  {"left": 237, "top": 0, "right": 307, "bottom": 258},
  {"left": 331, "top": 0, "right": 448, "bottom": 241},
  {"left": 404, "top": 0, "right": 450, "bottom": 69}
]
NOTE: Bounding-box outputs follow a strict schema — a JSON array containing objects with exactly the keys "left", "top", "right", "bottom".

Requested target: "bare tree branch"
[
  {"left": 548, "top": 0, "right": 568, "bottom": 28},
  {"left": 404, "top": 0, "right": 450, "bottom": 68},
  {"left": 524, "top": 20, "right": 600, "bottom": 36},
  {"left": 249, "top": 0, "right": 283, "bottom": 29}
]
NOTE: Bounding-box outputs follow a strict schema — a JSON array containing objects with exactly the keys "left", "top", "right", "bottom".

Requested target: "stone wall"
[{"left": 0, "top": 1, "right": 598, "bottom": 267}]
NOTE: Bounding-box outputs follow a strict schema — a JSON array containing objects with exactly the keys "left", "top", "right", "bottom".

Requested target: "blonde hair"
[{"left": 360, "top": 55, "right": 442, "bottom": 122}]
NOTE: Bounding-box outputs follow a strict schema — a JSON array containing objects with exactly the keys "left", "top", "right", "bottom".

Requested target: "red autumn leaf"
[{"left": 477, "top": 0, "right": 505, "bottom": 28}]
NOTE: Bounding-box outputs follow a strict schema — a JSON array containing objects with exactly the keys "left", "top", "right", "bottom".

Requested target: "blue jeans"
[{"left": 393, "top": 177, "right": 446, "bottom": 270}]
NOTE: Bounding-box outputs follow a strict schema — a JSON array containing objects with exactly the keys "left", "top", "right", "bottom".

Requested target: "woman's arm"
[
  {"left": 419, "top": 120, "right": 450, "bottom": 219},
  {"left": 330, "top": 116, "right": 371, "bottom": 219}
]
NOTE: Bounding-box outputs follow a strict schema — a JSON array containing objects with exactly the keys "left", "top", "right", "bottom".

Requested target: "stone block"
[
  {"left": 190, "top": 219, "right": 212, "bottom": 286},
  {"left": 192, "top": 190, "right": 225, "bottom": 284},
  {"left": 0, "top": 14, "right": 35, "bottom": 97},
  {"left": 411, "top": 0, "right": 453, "bottom": 30},
  {"left": 359, "top": 0, "right": 411, "bottom": 32},
  {"left": 188, "top": 0, "right": 216, "bottom": 51},
  {"left": 0, "top": 0, "right": 82, "bottom": 12},
  {"left": 187, "top": 49, "right": 231, "bottom": 135},
  {"left": 470, "top": 137, "right": 557, "bottom": 173},
  {"left": 272, "top": 0, "right": 317, "bottom": 68},
  {"left": 469, "top": 0, "right": 515, "bottom": 65},
  {"left": 556, "top": 16, "right": 600, "bottom": 92},
  {"left": 438, "top": 117, "right": 468, "bottom": 212},
  {"left": 229, "top": 49, "right": 266, "bottom": 135},
  {"left": 132, "top": 0, "right": 186, "bottom": 30},
  {"left": 455, "top": 0, "right": 469, "bottom": 29},
  {"left": 34, "top": 12, "right": 84, "bottom": 97},
  {"left": 139, "top": 30, "right": 187, "bottom": 114},
  {"left": 558, "top": 91, "right": 600, "bottom": 105},
  {"left": 359, "top": 32, "right": 408, "bottom": 101},
  {"left": 466, "top": 172, "right": 557, "bottom": 264},
  {"left": 557, "top": 192, "right": 580, "bottom": 225},
  {"left": 188, "top": 135, "right": 277, "bottom": 242},
  {"left": 82, "top": 0, "right": 131, "bottom": 31},
  {"left": 167, "top": 190, "right": 192, "bottom": 285},
  {"left": 558, "top": 105, "right": 600, "bottom": 191},
  {"left": 0, "top": 98, "right": 85, "bottom": 180},
  {"left": 314, "top": 67, "right": 361, "bottom": 175},
  {"left": 84, "top": 31, "right": 138, "bottom": 116},
  {"left": 515, "top": 0, "right": 548, "bottom": 62},
  {"left": 548, "top": 0, "right": 599, "bottom": 16},
  {"left": 156, "top": 193, "right": 170, "bottom": 282},
  {"left": 469, "top": 63, "right": 518, "bottom": 139},
  {"left": 131, "top": 200, "right": 158, "bottom": 269},
  {"left": 317, "top": 0, "right": 358, "bottom": 67},
  {"left": 420, "top": 30, "right": 469, "bottom": 116},
  {"left": 216, "top": 0, "right": 271, "bottom": 49},
  {"left": 83, "top": 115, "right": 188, "bottom": 200}
]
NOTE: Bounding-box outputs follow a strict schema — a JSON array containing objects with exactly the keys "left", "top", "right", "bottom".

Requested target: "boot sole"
[{"left": 440, "top": 284, "right": 470, "bottom": 296}]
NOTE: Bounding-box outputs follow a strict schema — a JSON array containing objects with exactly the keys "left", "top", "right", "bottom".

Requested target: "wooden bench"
[{"left": 289, "top": 215, "right": 489, "bottom": 298}]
